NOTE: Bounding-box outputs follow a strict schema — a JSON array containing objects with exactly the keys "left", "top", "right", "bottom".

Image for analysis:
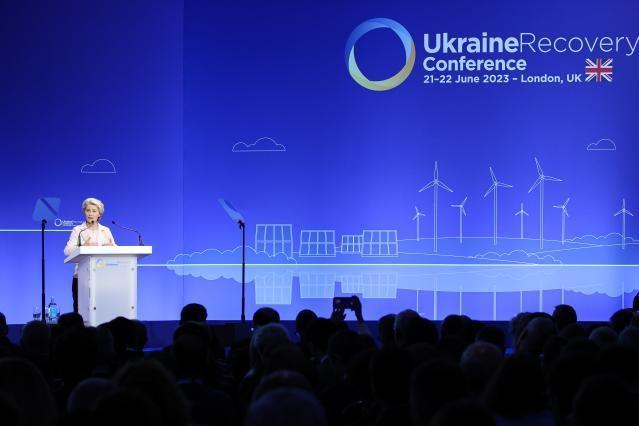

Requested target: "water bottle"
[{"left": 47, "top": 298, "right": 59, "bottom": 324}]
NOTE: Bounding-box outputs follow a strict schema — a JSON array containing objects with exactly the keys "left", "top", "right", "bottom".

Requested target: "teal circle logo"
[{"left": 345, "top": 18, "right": 416, "bottom": 91}]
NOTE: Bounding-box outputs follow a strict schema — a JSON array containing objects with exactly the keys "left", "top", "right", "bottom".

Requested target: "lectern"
[{"left": 64, "top": 246, "right": 152, "bottom": 326}]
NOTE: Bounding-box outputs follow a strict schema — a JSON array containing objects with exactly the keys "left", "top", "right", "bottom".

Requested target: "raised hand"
[
  {"left": 331, "top": 305, "right": 346, "bottom": 324},
  {"left": 352, "top": 296, "right": 364, "bottom": 322}
]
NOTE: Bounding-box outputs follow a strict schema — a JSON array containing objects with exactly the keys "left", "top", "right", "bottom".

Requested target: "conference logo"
[{"left": 345, "top": 18, "right": 416, "bottom": 91}]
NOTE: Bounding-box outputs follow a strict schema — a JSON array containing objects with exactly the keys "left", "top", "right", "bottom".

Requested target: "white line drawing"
[
  {"left": 535, "top": 240, "right": 637, "bottom": 256},
  {"left": 483, "top": 167, "right": 512, "bottom": 245},
  {"left": 166, "top": 246, "right": 297, "bottom": 265},
  {"left": 451, "top": 196, "right": 468, "bottom": 243},
  {"left": 565, "top": 233, "right": 638, "bottom": 245},
  {"left": 255, "top": 272, "right": 293, "bottom": 304},
  {"left": 80, "top": 158, "right": 116, "bottom": 174},
  {"left": 419, "top": 161, "right": 453, "bottom": 253},
  {"left": 528, "top": 158, "right": 562, "bottom": 249},
  {"left": 339, "top": 274, "right": 363, "bottom": 294},
  {"left": 361, "top": 230, "right": 399, "bottom": 257},
  {"left": 473, "top": 249, "right": 562, "bottom": 265},
  {"left": 412, "top": 206, "right": 426, "bottom": 241},
  {"left": 553, "top": 198, "right": 571, "bottom": 245},
  {"left": 586, "top": 138, "right": 617, "bottom": 151},
  {"left": 232, "top": 136, "right": 286, "bottom": 152},
  {"left": 255, "top": 224, "right": 294, "bottom": 257},
  {"left": 340, "top": 235, "right": 363, "bottom": 254},
  {"left": 515, "top": 202, "right": 529, "bottom": 239},
  {"left": 614, "top": 198, "right": 634, "bottom": 249},
  {"left": 361, "top": 272, "right": 398, "bottom": 298},
  {"left": 399, "top": 250, "right": 532, "bottom": 264},
  {"left": 299, "top": 230, "right": 337, "bottom": 257},
  {"left": 165, "top": 246, "right": 297, "bottom": 282},
  {"left": 298, "top": 272, "right": 336, "bottom": 298}
]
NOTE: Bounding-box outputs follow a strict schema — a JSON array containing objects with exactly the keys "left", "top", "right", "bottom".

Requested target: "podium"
[{"left": 64, "top": 246, "right": 152, "bottom": 326}]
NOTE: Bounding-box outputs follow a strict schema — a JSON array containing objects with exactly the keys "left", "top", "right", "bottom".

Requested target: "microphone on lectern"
[
  {"left": 111, "top": 220, "right": 145, "bottom": 246},
  {"left": 78, "top": 220, "right": 94, "bottom": 246}
]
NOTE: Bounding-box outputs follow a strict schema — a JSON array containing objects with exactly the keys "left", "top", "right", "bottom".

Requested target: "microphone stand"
[
  {"left": 238, "top": 219, "right": 246, "bottom": 324},
  {"left": 41, "top": 219, "right": 46, "bottom": 323},
  {"left": 217, "top": 198, "right": 248, "bottom": 327}
]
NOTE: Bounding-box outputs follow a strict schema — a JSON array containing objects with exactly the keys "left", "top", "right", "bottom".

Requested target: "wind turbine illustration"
[
  {"left": 419, "top": 161, "right": 453, "bottom": 253},
  {"left": 451, "top": 196, "right": 468, "bottom": 243},
  {"left": 553, "top": 198, "right": 570, "bottom": 244},
  {"left": 412, "top": 206, "right": 426, "bottom": 241},
  {"left": 528, "top": 158, "right": 562, "bottom": 249},
  {"left": 614, "top": 198, "right": 634, "bottom": 249},
  {"left": 514, "top": 203, "right": 529, "bottom": 239},
  {"left": 483, "top": 167, "right": 513, "bottom": 245}
]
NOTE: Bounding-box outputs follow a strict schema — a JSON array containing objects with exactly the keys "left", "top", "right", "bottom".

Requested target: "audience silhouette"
[{"left": 1, "top": 297, "right": 638, "bottom": 426}]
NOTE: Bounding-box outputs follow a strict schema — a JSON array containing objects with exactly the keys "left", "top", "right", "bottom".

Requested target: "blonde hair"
[{"left": 82, "top": 197, "right": 105, "bottom": 216}]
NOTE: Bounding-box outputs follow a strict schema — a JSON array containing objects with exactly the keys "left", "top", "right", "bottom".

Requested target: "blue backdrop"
[{"left": 2, "top": 0, "right": 638, "bottom": 323}]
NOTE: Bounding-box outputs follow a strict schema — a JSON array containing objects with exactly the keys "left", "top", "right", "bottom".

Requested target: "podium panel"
[
  {"left": 77, "top": 256, "right": 138, "bottom": 326},
  {"left": 65, "top": 246, "right": 152, "bottom": 326}
]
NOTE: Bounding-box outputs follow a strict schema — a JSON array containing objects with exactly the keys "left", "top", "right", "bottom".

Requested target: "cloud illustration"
[
  {"left": 474, "top": 249, "right": 562, "bottom": 265},
  {"left": 81, "top": 158, "right": 117, "bottom": 174},
  {"left": 586, "top": 138, "right": 617, "bottom": 151},
  {"left": 566, "top": 233, "right": 637, "bottom": 245},
  {"left": 166, "top": 246, "right": 296, "bottom": 282},
  {"left": 232, "top": 137, "right": 286, "bottom": 152}
]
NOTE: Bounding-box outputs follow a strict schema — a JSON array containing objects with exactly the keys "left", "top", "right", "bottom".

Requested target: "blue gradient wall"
[{"left": 1, "top": 0, "right": 638, "bottom": 323}]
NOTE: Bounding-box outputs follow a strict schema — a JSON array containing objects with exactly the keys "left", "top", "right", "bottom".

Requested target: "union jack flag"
[{"left": 585, "top": 58, "right": 613, "bottom": 82}]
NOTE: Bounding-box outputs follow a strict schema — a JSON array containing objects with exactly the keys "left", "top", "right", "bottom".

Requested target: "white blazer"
[{"left": 64, "top": 222, "right": 116, "bottom": 276}]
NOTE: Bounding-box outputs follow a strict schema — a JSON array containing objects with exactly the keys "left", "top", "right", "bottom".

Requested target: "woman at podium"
[{"left": 63, "top": 197, "right": 116, "bottom": 313}]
